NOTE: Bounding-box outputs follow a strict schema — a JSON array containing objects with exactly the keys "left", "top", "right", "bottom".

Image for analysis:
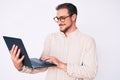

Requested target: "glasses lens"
[
  {"left": 53, "top": 16, "right": 70, "bottom": 22},
  {"left": 54, "top": 17, "right": 58, "bottom": 22},
  {"left": 60, "top": 18, "right": 65, "bottom": 22}
]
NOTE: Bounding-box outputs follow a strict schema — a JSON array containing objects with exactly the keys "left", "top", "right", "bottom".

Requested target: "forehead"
[{"left": 56, "top": 8, "right": 69, "bottom": 17}]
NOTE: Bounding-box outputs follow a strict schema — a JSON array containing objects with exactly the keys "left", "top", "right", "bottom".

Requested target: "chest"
[{"left": 49, "top": 36, "right": 86, "bottom": 63}]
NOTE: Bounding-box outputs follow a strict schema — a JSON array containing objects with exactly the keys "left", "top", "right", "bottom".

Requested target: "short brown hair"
[{"left": 56, "top": 3, "right": 77, "bottom": 16}]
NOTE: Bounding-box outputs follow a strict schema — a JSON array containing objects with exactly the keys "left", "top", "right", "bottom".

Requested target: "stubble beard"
[{"left": 60, "top": 24, "right": 72, "bottom": 34}]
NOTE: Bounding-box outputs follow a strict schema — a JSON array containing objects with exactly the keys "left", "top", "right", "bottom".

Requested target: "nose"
[
  {"left": 57, "top": 20, "right": 60, "bottom": 24},
  {"left": 57, "top": 20, "right": 64, "bottom": 25},
  {"left": 57, "top": 22, "right": 61, "bottom": 26}
]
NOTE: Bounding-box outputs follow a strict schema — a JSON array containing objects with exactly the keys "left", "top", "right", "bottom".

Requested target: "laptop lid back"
[{"left": 3, "top": 36, "right": 32, "bottom": 68}]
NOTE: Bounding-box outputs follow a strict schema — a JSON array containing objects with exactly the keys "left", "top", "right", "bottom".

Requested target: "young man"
[{"left": 10, "top": 3, "right": 98, "bottom": 80}]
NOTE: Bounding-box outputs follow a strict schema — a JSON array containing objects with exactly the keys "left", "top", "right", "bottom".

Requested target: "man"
[{"left": 10, "top": 3, "right": 98, "bottom": 80}]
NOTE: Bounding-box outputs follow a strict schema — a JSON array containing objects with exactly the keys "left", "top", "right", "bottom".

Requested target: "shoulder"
[
  {"left": 79, "top": 31, "right": 95, "bottom": 43},
  {"left": 78, "top": 32, "right": 96, "bottom": 50},
  {"left": 45, "top": 32, "right": 61, "bottom": 40}
]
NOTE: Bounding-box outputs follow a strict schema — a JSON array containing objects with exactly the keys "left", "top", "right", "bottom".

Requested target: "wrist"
[
  {"left": 59, "top": 62, "right": 67, "bottom": 72},
  {"left": 17, "top": 66, "right": 23, "bottom": 71}
]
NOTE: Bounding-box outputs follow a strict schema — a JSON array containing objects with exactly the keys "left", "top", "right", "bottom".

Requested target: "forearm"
[
  {"left": 20, "top": 66, "right": 48, "bottom": 74},
  {"left": 58, "top": 62, "right": 67, "bottom": 72}
]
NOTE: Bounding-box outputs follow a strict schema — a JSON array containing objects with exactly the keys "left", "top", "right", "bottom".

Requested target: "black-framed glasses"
[{"left": 53, "top": 15, "right": 70, "bottom": 22}]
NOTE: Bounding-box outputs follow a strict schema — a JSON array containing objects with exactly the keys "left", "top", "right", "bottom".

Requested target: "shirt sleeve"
[{"left": 67, "top": 38, "right": 98, "bottom": 79}]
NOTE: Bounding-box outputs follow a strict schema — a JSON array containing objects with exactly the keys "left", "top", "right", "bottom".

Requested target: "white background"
[{"left": 0, "top": 0, "right": 120, "bottom": 80}]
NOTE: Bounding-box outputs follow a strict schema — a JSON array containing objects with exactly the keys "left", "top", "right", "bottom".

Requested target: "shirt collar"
[{"left": 60, "top": 28, "right": 79, "bottom": 38}]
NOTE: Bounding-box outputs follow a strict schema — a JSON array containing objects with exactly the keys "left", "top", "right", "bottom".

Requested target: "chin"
[
  {"left": 59, "top": 27, "right": 64, "bottom": 31},
  {"left": 60, "top": 30, "right": 64, "bottom": 32},
  {"left": 60, "top": 30, "right": 66, "bottom": 33}
]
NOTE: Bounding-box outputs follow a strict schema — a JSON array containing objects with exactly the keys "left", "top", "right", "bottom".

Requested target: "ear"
[{"left": 71, "top": 14, "right": 77, "bottom": 22}]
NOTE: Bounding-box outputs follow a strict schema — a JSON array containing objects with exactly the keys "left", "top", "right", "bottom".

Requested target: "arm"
[
  {"left": 10, "top": 35, "right": 53, "bottom": 73},
  {"left": 20, "top": 66, "right": 48, "bottom": 74},
  {"left": 42, "top": 38, "right": 98, "bottom": 79},
  {"left": 66, "top": 38, "right": 98, "bottom": 79},
  {"left": 41, "top": 56, "right": 67, "bottom": 72},
  {"left": 10, "top": 44, "right": 48, "bottom": 74}
]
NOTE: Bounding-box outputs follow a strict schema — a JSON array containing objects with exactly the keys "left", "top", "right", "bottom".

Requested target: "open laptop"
[{"left": 3, "top": 36, "right": 56, "bottom": 69}]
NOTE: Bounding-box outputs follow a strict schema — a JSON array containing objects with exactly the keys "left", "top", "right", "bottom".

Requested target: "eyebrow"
[{"left": 56, "top": 15, "right": 69, "bottom": 18}]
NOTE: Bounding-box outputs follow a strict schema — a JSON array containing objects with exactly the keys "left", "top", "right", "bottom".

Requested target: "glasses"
[{"left": 53, "top": 15, "right": 70, "bottom": 22}]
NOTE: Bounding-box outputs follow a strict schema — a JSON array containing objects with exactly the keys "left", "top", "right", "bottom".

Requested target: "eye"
[
  {"left": 59, "top": 17, "right": 65, "bottom": 21},
  {"left": 53, "top": 16, "right": 70, "bottom": 22},
  {"left": 60, "top": 17, "right": 65, "bottom": 20}
]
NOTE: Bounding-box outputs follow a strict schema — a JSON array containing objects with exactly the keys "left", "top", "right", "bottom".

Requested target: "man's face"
[{"left": 56, "top": 8, "right": 72, "bottom": 33}]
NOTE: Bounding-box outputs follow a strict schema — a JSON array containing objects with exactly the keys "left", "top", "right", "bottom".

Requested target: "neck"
[{"left": 65, "top": 24, "right": 77, "bottom": 36}]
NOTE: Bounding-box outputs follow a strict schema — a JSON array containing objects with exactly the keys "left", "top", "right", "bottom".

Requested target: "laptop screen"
[{"left": 3, "top": 36, "right": 32, "bottom": 68}]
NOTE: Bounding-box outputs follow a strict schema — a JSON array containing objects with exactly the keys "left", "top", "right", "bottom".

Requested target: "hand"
[
  {"left": 10, "top": 44, "right": 25, "bottom": 71},
  {"left": 41, "top": 56, "right": 67, "bottom": 72}
]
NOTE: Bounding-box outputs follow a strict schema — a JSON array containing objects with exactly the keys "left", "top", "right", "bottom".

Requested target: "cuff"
[{"left": 20, "top": 66, "right": 32, "bottom": 73}]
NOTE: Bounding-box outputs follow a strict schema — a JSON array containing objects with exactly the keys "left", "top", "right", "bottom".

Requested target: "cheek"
[{"left": 65, "top": 20, "right": 72, "bottom": 26}]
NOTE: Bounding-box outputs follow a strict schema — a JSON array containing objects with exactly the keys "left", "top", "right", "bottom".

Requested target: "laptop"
[{"left": 3, "top": 36, "right": 56, "bottom": 69}]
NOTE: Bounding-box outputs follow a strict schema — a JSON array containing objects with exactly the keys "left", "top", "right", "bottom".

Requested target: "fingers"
[
  {"left": 10, "top": 44, "right": 22, "bottom": 59},
  {"left": 10, "top": 44, "right": 15, "bottom": 54},
  {"left": 10, "top": 44, "right": 17, "bottom": 59},
  {"left": 41, "top": 56, "right": 59, "bottom": 65},
  {"left": 13, "top": 45, "right": 18, "bottom": 55},
  {"left": 16, "top": 49, "right": 21, "bottom": 58},
  {"left": 10, "top": 44, "right": 18, "bottom": 55},
  {"left": 45, "top": 59, "right": 53, "bottom": 63},
  {"left": 41, "top": 56, "right": 49, "bottom": 60},
  {"left": 41, "top": 56, "right": 53, "bottom": 62},
  {"left": 19, "top": 55, "right": 25, "bottom": 62}
]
